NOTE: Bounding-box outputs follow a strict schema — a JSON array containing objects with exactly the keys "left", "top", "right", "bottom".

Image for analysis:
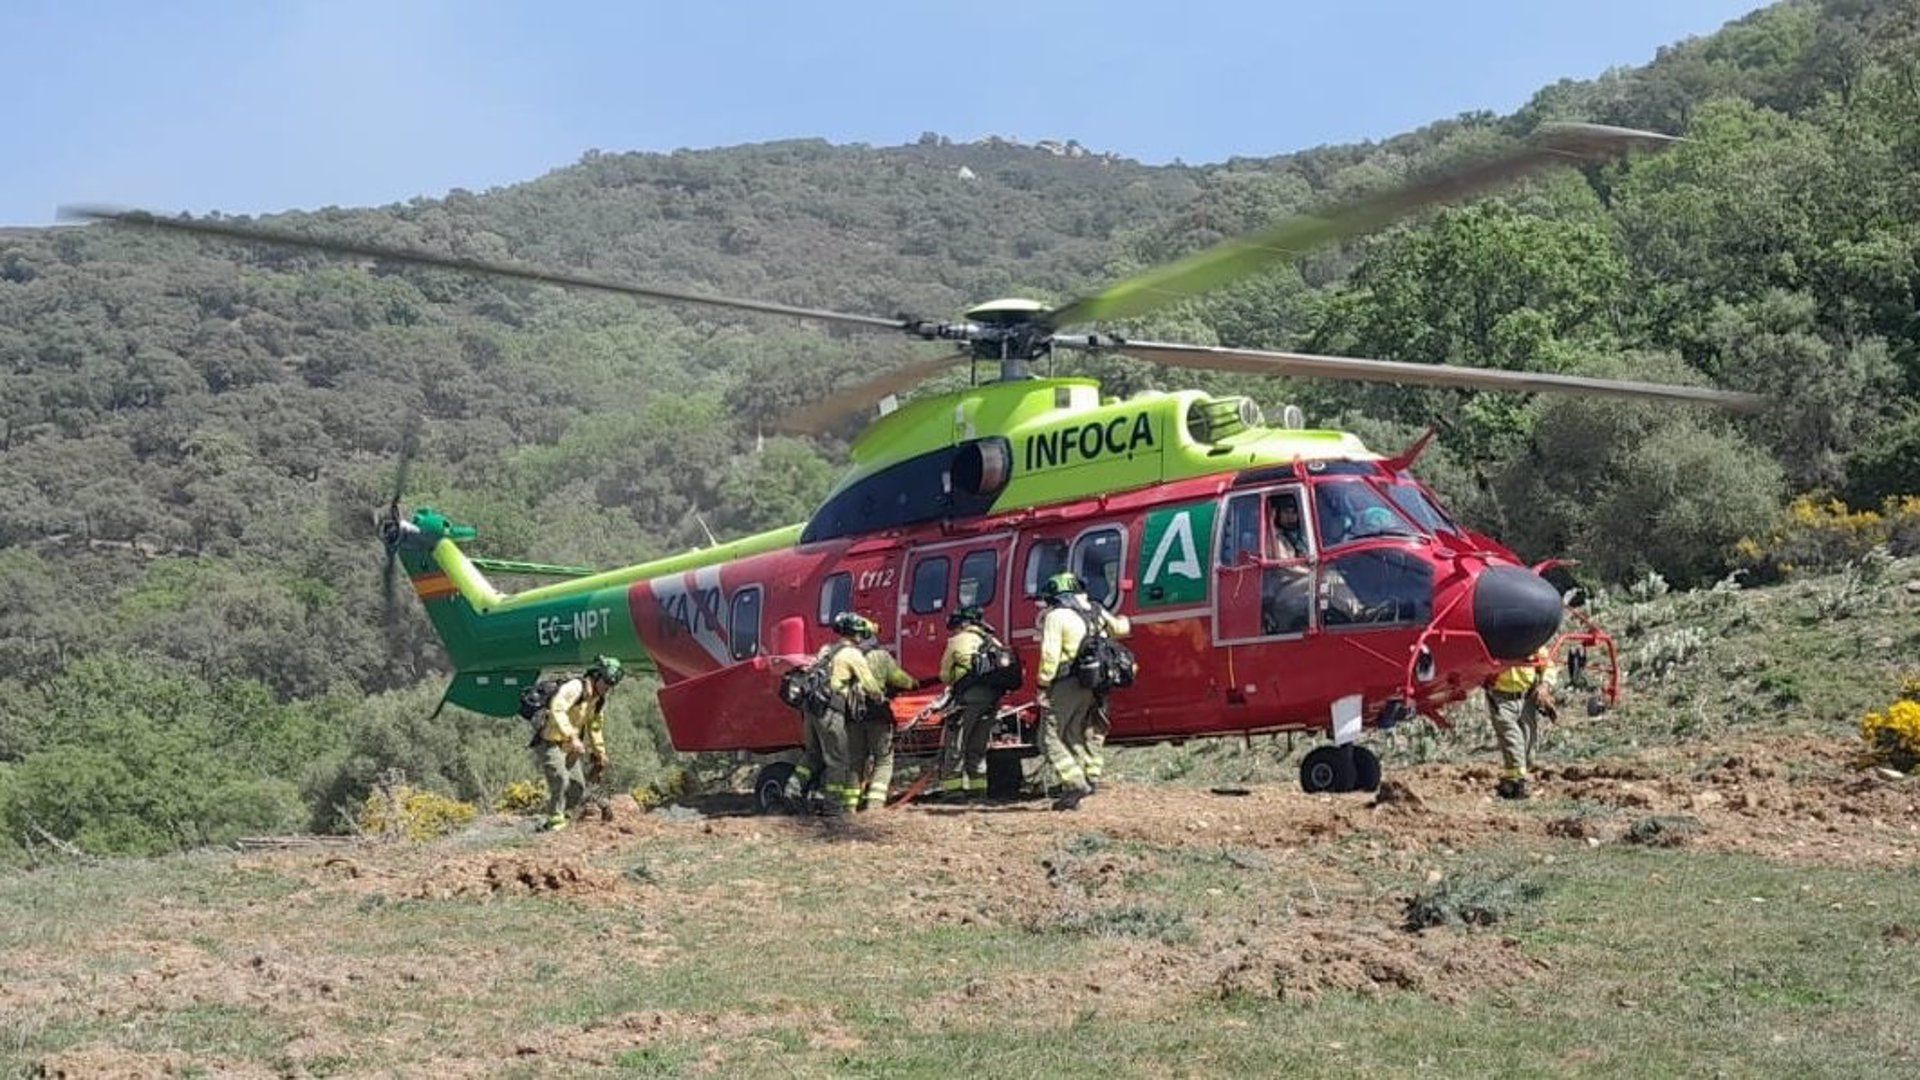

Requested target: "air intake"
[{"left": 1185, "top": 396, "right": 1265, "bottom": 444}]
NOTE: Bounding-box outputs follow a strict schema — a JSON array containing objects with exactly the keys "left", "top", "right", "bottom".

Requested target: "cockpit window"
[
  {"left": 1313, "top": 480, "right": 1420, "bottom": 548},
  {"left": 1385, "top": 481, "right": 1459, "bottom": 536}
]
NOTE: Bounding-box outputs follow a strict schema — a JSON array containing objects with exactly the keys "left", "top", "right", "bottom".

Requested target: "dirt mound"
[
  {"left": 512, "top": 1007, "right": 857, "bottom": 1070},
  {"left": 406, "top": 855, "right": 624, "bottom": 900},
  {"left": 34, "top": 1047, "right": 245, "bottom": 1079},
  {"left": 1210, "top": 924, "right": 1544, "bottom": 1004}
]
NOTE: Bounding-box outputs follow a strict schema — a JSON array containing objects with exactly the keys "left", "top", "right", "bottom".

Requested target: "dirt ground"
[{"left": 11, "top": 732, "right": 1919, "bottom": 1077}]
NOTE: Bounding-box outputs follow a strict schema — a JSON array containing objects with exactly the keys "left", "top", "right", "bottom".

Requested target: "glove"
[
  {"left": 1528, "top": 684, "right": 1559, "bottom": 721},
  {"left": 1035, "top": 689, "right": 1050, "bottom": 711},
  {"left": 565, "top": 737, "right": 585, "bottom": 757}
]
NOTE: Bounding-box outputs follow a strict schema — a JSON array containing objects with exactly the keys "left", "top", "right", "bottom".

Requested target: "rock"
[
  {"left": 1689, "top": 790, "right": 1725, "bottom": 811},
  {"left": 1874, "top": 637, "right": 1895, "bottom": 650},
  {"left": 1904, "top": 579, "right": 1920, "bottom": 595},
  {"left": 1372, "top": 779, "right": 1425, "bottom": 809},
  {"left": 1874, "top": 767, "right": 1906, "bottom": 782}
]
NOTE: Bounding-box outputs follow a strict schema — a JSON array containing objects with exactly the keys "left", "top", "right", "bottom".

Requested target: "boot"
[{"left": 1495, "top": 777, "right": 1532, "bottom": 801}]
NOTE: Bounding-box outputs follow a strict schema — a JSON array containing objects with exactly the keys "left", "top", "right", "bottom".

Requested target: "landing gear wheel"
[
  {"left": 1300, "top": 745, "right": 1357, "bottom": 794},
  {"left": 986, "top": 750, "right": 1026, "bottom": 800},
  {"left": 753, "top": 761, "right": 796, "bottom": 814},
  {"left": 1351, "top": 745, "right": 1381, "bottom": 793}
]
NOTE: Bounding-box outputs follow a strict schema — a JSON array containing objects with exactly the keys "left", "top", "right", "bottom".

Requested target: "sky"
[{"left": 2, "top": 0, "right": 1765, "bottom": 226}]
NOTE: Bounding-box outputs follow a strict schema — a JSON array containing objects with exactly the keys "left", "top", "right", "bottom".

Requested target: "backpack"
[
  {"left": 778, "top": 657, "right": 834, "bottom": 713},
  {"left": 967, "top": 631, "right": 1024, "bottom": 694},
  {"left": 518, "top": 676, "right": 566, "bottom": 721},
  {"left": 1071, "top": 606, "right": 1137, "bottom": 693}
]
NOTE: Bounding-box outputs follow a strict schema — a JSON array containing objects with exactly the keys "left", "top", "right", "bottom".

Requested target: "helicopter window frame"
[
  {"left": 1023, "top": 539, "right": 1070, "bottom": 598},
  {"left": 1069, "top": 526, "right": 1126, "bottom": 610},
  {"left": 728, "top": 585, "right": 763, "bottom": 661},
  {"left": 958, "top": 549, "right": 998, "bottom": 609},
  {"left": 909, "top": 556, "right": 951, "bottom": 615},
  {"left": 817, "top": 572, "right": 852, "bottom": 626}
]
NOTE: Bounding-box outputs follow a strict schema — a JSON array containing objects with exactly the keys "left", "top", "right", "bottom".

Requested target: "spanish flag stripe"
[{"left": 411, "top": 573, "right": 460, "bottom": 601}]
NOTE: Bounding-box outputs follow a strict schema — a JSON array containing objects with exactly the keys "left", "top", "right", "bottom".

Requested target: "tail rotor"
[{"left": 378, "top": 416, "right": 422, "bottom": 630}]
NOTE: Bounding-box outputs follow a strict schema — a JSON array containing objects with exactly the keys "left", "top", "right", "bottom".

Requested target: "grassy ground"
[
  {"left": 3, "top": 811, "right": 1917, "bottom": 1077},
  {"left": 4, "top": 559, "right": 1918, "bottom": 1078}
]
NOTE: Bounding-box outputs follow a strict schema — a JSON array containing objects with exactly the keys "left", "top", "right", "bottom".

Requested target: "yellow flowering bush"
[
  {"left": 495, "top": 780, "right": 546, "bottom": 813},
  {"left": 632, "top": 768, "right": 694, "bottom": 810},
  {"left": 1735, "top": 495, "right": 1913, "bottom": 582},
  {"left": 358, "top": 786, "right": 478, "bottom": 841},
  {"left": 1861, "top": 699, "right": 1920, "bottom": 773}
]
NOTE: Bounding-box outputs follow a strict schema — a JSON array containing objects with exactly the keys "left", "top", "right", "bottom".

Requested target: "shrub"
[
  {"left": 1734, "top": 495, "right": 1919, "bottom": 581},
  {"left": 1845, "top": 414, "right": 1920, "bottom": 507},
  {"left": 357, "top": 783, "right": 478, "bottom": 841},
  {"left": 496, "top": 780, "right": 545, "bottom": 813},
  {"left": 631, "top": 768, "right": 694, "bottom": 810},
  {"left": 1623, "top": 815, "right": 1704, "bottom": 847},
  {"left": 1048, "top": 905, "right": 1193, "bottom": 944},
  {"left": 1404, "top": 865, "right": 1545, "bottom": 930},
  {"left": 1635, "top": 627, "right": 1708, "bottom": 681},
  {"left": 1861, "top": 699, "right": 1920, "bottom": 773}
]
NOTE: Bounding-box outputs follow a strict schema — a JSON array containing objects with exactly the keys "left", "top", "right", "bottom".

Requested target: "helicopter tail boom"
[{"left": 396, "top": 528, "right": 660, "bottom": 717}]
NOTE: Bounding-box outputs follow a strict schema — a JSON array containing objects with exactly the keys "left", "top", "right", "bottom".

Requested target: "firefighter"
[
  {"left": 1485, "top": 647, "right": 1557, "bottom": 799},
  {"left": 849, "top": 624, "right": 916, "bottom": 811},
  {"left": 531, "top": 656, "right": 625, "bottom": 831},
  {"left": 938, "top": 604, "right": 1006, "bottom": 799},
  {"left": 1269, "top": 493, "right": 1308, "bottom": 558},
  {"left": 1034, "top": 572, "right": 1130, "bottom": 811},
  {"left": 783, "top": 612, "right": 884, "bottom": 816}
]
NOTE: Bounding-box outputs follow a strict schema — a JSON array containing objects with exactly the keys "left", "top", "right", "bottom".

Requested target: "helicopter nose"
[{"left": 1473, "top": 567, "right": 1563, "bottom": 661}]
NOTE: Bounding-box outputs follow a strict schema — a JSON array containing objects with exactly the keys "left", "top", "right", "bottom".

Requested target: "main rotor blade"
[
  {"left": 61, "top": 205, "right": 912, "bottom": 333},
  {"left": 776, "top": 350, "right": 972, "bottom": 435},
  {"left": 1047, "top": 123, "right": 1679, "bottom": 329},
  {"left": 1115, "top": 341, "right": 1766, "bottom": 412}
]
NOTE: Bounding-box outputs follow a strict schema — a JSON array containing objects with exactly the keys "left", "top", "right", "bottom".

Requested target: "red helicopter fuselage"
[{"left": 629, "top": 458, "right": 1573, "bottom": 757}]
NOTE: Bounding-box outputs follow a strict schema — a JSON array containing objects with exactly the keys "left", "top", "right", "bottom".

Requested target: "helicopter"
[{"left": 71, "top": 123, "right": 1763, "bottom": 804}]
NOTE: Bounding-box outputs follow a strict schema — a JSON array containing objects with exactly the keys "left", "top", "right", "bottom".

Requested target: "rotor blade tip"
[
  {"left": 57, "top": 203, "right": 119, "bottom": 223},
  {"left": 1531, "top": 122, "right": 1683, "bottom": 159}
]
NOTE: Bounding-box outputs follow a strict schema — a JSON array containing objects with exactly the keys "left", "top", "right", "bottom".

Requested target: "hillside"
[
  {"left": 5, "top": 559, "right": 1918, "bottom": 1075},
  {"left": 3, "top": 0, "right": 1920, "bottom": 860}
]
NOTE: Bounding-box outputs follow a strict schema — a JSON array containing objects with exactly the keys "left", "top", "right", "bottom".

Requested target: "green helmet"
[
  {"left": 1038, "top": 571, "right": 1082, "bottom": 602},
  {"left": 587, "top": 655, "right": 625, "bottom": 686},
  {"left": 947, "top": 604, "right": 986, "bottom": 630},
  {"left": 831, "top": 611, "right": 877, "bottom": 639}
]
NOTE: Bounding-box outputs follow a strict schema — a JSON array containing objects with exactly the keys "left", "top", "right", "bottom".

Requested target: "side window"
[
  {"left": 1267, "top": 489, "right": 1311, "bottom": 561},
  {"left": 910, "top": 556, "right": 950, "bottom": 614},
  {"left": 1023, "top": 539, "right": 1068, "bottom": 597},
  {"left": 1220, "top": 493, "right": 1262, "bottom": 566},
  {"left": 958, "top": 549, "right": 998, "bottom": 607},
  {"left": 1071, "top": 528, "right": 1124, "bottom": 609},
  {"left": 729, "top": 587, "right": 762, "bottom": 660},
  {"left": 818, "top": 572, "right": 851, "bottom": 625}
]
